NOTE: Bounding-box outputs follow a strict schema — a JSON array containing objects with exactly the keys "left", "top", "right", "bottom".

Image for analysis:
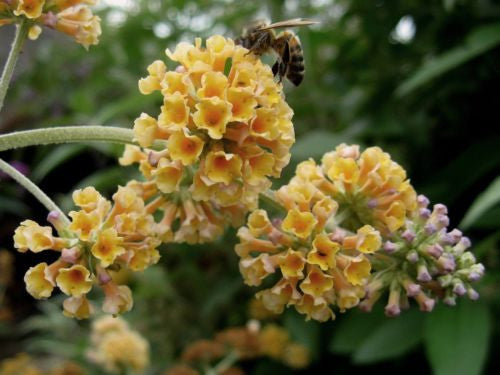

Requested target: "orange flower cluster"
[
  {"left": 0, "top": 0, "right": 101, "bottom": 48},
  {"left": 14, "top": 186, "right": 160, "bottom": 318},
  {"left": 120, "top": 35, "right": 294, "bottom": 244},
  {"left": 299, "top": 143, "right": 417, "bottom": 234},
  {"left": 164, "top": 321, "right": 310, "bottom": 375},
  {"left": 235, "top": 171, "right": 382, "bottom": 322}
]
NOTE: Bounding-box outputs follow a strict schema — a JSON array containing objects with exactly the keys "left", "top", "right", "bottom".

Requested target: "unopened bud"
[
  {"left": 402, "top": 229, "right": 416, "bottom": 243},
  {"left": 452, "top": 281, "right": 466, "bottom": 296},
  {"left": 417, "top": 195, "right": 430, "bottom": 208},
  {"left": 383, "top": 241, "right": 397, "bottom": 254},
  {"left": 417, "top": 263, "right": 432, "bottom": 282},
  {"left": 424, "top": 223, "right": 437, "bottom": 235},
  {"left": 426, "top": 244, "right": 443, "bottom": 259},
  {"left": 438, "top": 254, "right": 456, "bottom": 273},
  {"left": 419, "top": 208, "right": 431, "bottom": 219},
  {"left": 434, "top": 204, "right": 448, "bottom": 215},
  {"left": 61, "top": 247, "right": 80, "bottom": 264},
  {"left": 47, "top": 210, "right": 67, "bottom": 234},
  {"left": 448, "top": 229, "right": 462, "bottom": 244},
  {"left": 467, "top": 288, "right": 479, "bottom": 301},
  {"left": 406, "top": 250, "right": 419, "bottom": 264}
]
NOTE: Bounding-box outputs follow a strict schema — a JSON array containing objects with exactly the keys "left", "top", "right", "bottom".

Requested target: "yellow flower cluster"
[
  {"left": 87, "top": 315, "right": 150, "bottom": 374},
  {"left": 0, "top": 0, "right": 101, "bottom": 48},
  {"left": 0, "top": 353, "right": 83, "bottom": 375},
  {"left": 15, "top": 186, "right": 160, "bottom": 318},
  {"left": 165, "top": 321, "right": 310, "bottom": 374},
  {"left": 120, "top": 35, "right": 294, "bottom": 244},
  {"left": 236, "top": 155, "right": 384, "bottom": 322},
  {"left": 296, "top": 144, "right": 417, "bottom": 234}
]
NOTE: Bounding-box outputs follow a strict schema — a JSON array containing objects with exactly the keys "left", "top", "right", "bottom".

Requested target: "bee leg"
[{"left": 272, "top": 60, "right": 280, "bottom": 76}]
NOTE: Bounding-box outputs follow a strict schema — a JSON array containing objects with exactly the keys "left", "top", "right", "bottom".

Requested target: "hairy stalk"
[
  {"left": 0, "top": 126, "right": 166, "bottom": 151},
  {"left": 0, "top": 158, "right": 69, "bottom": 224},
  {"left": 0, "top": 18, "right": 29, "bottom": 113}
]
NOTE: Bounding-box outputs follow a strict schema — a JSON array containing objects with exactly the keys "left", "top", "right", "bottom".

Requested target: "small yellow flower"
[
  {"left": 167, "top": 130, "right": 205, "bottom": 166},
  {"left": 91, "top": 228, "right": 126, "bottom": 267},
  {"left": 193, "top": 97, "right": 232, "bottom": 139},
  {"left": 161, "top": 71, "right": 189, "bottom": 96},
  {"left": 343, "top": 225, "right": 382, "bottom": 254},
  {"left": 73, "top": 186, "right": 106, "bottom": 212},
  {"left": 227, "top": 87, "right": 257, "bottom": 122},
  {"left": 250, "top": 107, "right": 280, "bottom": 140},
  {"left": 153, "top": 158, "right": 184, "bottom": 194},
  {"left": 158, "top": 92, "right": 190, "bottom": 131},
  {"left": 24, "top": 262, "right": 54, "bottom": 299},
  {"left": 343, "top": 255, "right": 371, "bottom": 286},
  {"left": 102, "top": 282, "right": 133, "bottom": 315},
  {"left": 300, "top": 266, "right": 334, "bottom": 298},
  {"left": 204, "top": 150, "right": 243, "bottom": 185},
  {"left": 307, "top": 233, "right": 339, "bottom": 271},
  {"left": 197, "top": 71, "right": 228, "bottom": 99},
  {"left": 14, "top": 220, "right": 55, "bottom": 253},
  {"left": 56, "top": 264, "right": 93, "bottom": 297},
  {"left": 69, "top": 210, "right": 101, "bottom": 241},
  {"left": 239, "top": 254, "right": 275, "bottom": 286},
  {"left": 14, "top": 0, "right": 45, "bottom": 19},
  {"left": 282, "top": 209, "right": 317, "bottom": 239},
  {"left": 279, "top": 249, "right": 306, "bottom": 279},
  {"left": 63, "top": 295, "right": 94, "bottom": 319},
  {"left": 133, "top": 112, "right": 159, "bottom": 148},
  {"left": 247, "top": 209, "right": 272, "bottom": 237},
  {"left": 138, "top": 60, "right": 166, "bottom": 94},
  {"left": 282, "top": 343, "right": 310, "bottom": 369},
  {"left": 55, "top": 5, "right": 102, "bottom": 49},
  {"left": 295, "top": 294, "right": 334, "bottom": 322}
]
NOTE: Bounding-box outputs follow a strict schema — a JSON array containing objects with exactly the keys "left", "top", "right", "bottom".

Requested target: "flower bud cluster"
[
  {"left": 235, "top": 175, "right": 382, "bottom": 322},
  {"left": 120, "top": 35, "right": 294, "bottom": 244},
  {"left": 87, "top": 315, "right": 150, "bottom": 374},
  {"left": 361, "top": 195, "right": 485, "bottom": 316},
  {"left": 0, "top": 0, "right": 101, "bottom": 48},
  {"left": 165, "top": 321, "right": 310, "bottom": 374},
  {"left": 14, "top": 186, "right": 160, "bottom": 318}
]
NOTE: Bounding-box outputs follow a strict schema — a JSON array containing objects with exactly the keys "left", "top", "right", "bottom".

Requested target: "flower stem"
[
  {"left": 0, "top": 126, "right": 166, "bottom": 152},
  {"left": 259, "top": 189, "right": 287, "bottom": 216},
  {"left": 0, "top": 158, "right": 70, "bottom": 225},
  {"left": 0, "top": 18, "right": 29, "bottom": 113}
]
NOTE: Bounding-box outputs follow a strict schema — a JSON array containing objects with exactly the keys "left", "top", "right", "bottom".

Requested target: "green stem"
[
  {"left": 0, "top": 18, "right": 29, "bottom": 113},
  {"left": 211, "top": 350, "right": 240, "bottom": 374},
  {"left": 0, "top": 126, "right": 166, "bottom": 152},
  {"left": 0, "top": 158, "right": 69, "bottom": 224},
  {"left": 259, "top": 189, "right": 287, "bottom": 216}
]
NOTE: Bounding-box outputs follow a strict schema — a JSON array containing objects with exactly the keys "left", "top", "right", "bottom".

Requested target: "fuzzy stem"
[
  {"left": 0, "top": 126, "right": 166, "bottom": 151},
  {"left": 0, "top": 18, "right": 29, "bottom": 113},
  {"left": 0, "top": 158, "right": 69, "bottom": 224}
]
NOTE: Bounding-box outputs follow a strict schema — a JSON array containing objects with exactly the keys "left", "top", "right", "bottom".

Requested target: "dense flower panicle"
[
  {"left": 87, "top": 315, "right": 150, "bottom": 374},
  {"left": 167, "top": 321, "right": 310, "bottom": 374},
  {"left": 235, "top": 176, "right": 382, "bottom": 322},
  {"left": 290, "top": 144, "right": 417, "bottom": 234},
  {"left": 361, "top": 195, "right": 485, "bottom": 316},
  {"left": 121, "top": 35, "right": 295, "bottom": 244},
  {"left": 0, "top": 0, "right": 101, "bottom": 48},
  {"left": 14, "top": 186, "right": 160, "bottom": 318},
  {"left": 0, "top": 353, "right": 84, "bottom": 375}
]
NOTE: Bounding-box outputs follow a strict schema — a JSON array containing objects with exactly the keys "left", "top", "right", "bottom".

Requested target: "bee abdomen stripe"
[{"left": 291, "top": 55, "right": 304, "bottom": 63}]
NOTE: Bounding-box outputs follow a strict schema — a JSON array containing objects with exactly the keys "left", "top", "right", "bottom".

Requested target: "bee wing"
[{"left": 256, "top": 18, "right": 319, "bottom": 31}]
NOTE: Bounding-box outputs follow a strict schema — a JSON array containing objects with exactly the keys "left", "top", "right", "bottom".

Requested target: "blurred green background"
[{"left": 0, "top": 0, "right": 499, "bottom": 374}]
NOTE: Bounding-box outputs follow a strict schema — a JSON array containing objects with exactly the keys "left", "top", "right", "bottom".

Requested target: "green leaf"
[
  {"left": 284, "top": 310, "right": 321, "bottom": 355},
  {"left": 31, "top": 144, "right": 86, "bottom": 182},
  {"left": 424, "top": 301, "right": 491, "bottom": 375},
  {"left": 460, "top": 177, "right": 500, "bottom": 230},
  {"left": 329, "top": 307, "right": 386, "bottom": 354},
  {"left": 396, "top": 22, "right": 500, "bottom": 96},
  {"left": 0, "top": 196, "right": 29, "bottom": 216},
  {"left": 224, "top": 57, "right": 233, "bottom": 76},
  {"left": 352, "top": 308, "right": 424, "bottom": 364}
]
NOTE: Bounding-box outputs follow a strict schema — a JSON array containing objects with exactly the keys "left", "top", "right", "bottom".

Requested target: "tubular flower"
[
  {"left": 87, "top": 315, "right": 150, "bottom": 374},
  {"left": 235, "top": 179, "right": 382, "bottom": 322},
  {"left": 0, "top": 0, "right": 101, "bottom": 48},
  {"left": 121, "top": 35, "right": 294, "bottom": 244},
  {"left": 14, "top": 185, "right": 160, "bottom": 318},
  {"left": 360, "top": 195, "right": 485, "bottom": 316},
  {"left": 290, "top": 145, "right": 417, "bottom": 234}
]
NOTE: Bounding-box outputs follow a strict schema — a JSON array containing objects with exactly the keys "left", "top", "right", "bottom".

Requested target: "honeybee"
[{"left": 235, "top": 18, "right": 319, "bottom": 86}]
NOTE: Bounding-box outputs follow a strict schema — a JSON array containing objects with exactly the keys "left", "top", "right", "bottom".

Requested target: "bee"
[{"left": 235, "top": 18, "right": 319, "bottom": 86}]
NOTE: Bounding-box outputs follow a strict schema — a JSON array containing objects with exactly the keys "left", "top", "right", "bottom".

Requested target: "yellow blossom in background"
[
  {"left": 88, "top": 315, "right": 150, "bottom": 374},
  {"left": 120, "top": 35, "right": 295, "bottom": 244},
  {"left": 0, "top": 353, "right": 42, "bottom": 375},
  {"left": 0, "top": 0, "right": 101, "bottom": 49},
  {"left": 235, "top": 174, "right": 383, "bottom": 322},
  {"left": 14, "top": 185, "right": 160, "bottom": 318}
]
